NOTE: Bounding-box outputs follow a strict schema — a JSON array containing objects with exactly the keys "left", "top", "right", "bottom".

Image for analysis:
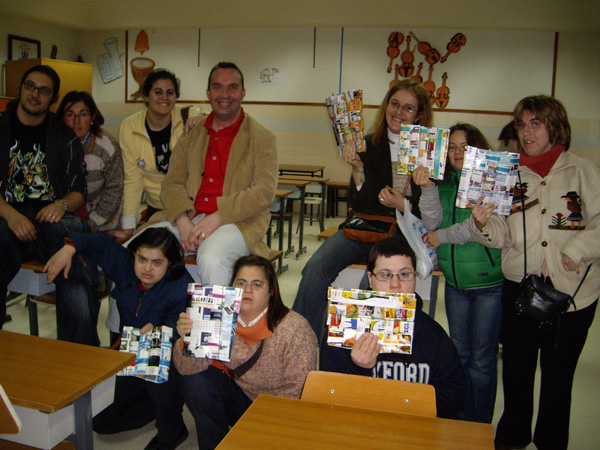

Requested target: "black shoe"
[
  {"left": 3, "top": 314, "right": 12, "bottom": 324},
  {"left": 144, "top": 427, "right": 188, "bottom": 450}
]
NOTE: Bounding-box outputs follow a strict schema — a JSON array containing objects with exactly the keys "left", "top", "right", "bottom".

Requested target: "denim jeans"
[
  {"left": 292, "top": 229, "right": 375, "bottom": 342},
  {"left": 182, "top": 366, "right": 252, "bottom": 450},
  {"left": 445, "top": 283, "right": 502, "bottom": 423},
  {"left": 0, "top": 203, "right": 100, "bottom": 346}
]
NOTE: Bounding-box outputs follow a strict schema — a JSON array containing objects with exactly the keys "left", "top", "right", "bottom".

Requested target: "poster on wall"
[{"left": 126, "top": 27, "right": 555, "bottom": 111}]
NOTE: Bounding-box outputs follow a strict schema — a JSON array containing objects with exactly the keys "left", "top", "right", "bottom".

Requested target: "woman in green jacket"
[{"left": 415, "top": 123, "right": 503, "bottom": 423}]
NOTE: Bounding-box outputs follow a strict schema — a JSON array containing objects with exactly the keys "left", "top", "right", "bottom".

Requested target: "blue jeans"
[
  {"left": 445, "top": 283, "right": 502, "bottom": 423},
  {"left": 182, "top": 366, "right": 252, "bottom": 450},
  {"left": 0, "top": 204, "right": 100, "bottom": 346},
  {"left": 292, "top": 229, "right": 375, "bottom": 343}
]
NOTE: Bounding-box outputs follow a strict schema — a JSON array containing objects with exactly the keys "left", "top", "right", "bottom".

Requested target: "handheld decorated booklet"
[
  {"left": 397, "top": 124, "right": 449, "bottom": 180},
  {"left": 118, "top": 326, "right": 173, "bottom": 384},
  {"left": 182, "top": 283, "right": 242, "bottom": 362},
  {"left": 326, "top": 287, "right": 417, "bottom": 354},
  {"left": 455, "top": 146, "right": 520, "bottom": 216},
  {"left": 326, "top": 89, "right": 366, "bottom": 155}
]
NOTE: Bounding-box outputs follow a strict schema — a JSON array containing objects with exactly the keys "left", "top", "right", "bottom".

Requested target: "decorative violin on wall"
[
  {"left": 386, "top": 32, "right": 403, "bottom": 73},
  {"left": 411, "top": 62, "right": 424, "bottom": 84},
  {"left": 441, "top": 33, "right": 466, "bottom": 63},
  {"left": 423, "top": 64, "right": 436, "bottom": 104},
  {"left": 435, "top": 72, "right": 449, "bottom": 108},
  {"left": 398, "top": 35, "right": 415, "bottom": 78},
  {"left": 409, "top": 31, "right": 440, "bottom": 66}
]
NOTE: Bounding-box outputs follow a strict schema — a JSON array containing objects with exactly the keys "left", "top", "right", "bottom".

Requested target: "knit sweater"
[
  {"left": 80, "top": 129, "right": 123, "bottom": 231},
  {"left": 173, "top": 310, "right": 317, "bottom": 400}
]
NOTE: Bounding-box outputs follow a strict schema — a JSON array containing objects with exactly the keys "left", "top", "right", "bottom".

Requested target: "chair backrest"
[
  {"left": 301, "top": 370, "right": 437, "bottom": 418},
  {"left": 0, "top": 384, "right": 22, "bottom": 434}
]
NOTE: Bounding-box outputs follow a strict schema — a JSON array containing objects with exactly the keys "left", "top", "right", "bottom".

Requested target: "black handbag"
[
  {"left": 509, "top": 172, "right": 589, "bottom": 331},
  {"left": 343, "top": 213, "right": 397, "bottom": 243}
]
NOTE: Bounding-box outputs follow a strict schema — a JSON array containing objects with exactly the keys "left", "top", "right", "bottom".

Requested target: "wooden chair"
[
  {"left": 0, "top": 384, "right": 75, "bottom": 449},
  {"left": 301, "top": 370, "right": 437, "bottom": 418}
]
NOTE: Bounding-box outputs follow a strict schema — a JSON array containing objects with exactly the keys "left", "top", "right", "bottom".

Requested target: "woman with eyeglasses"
[
  {"left": 293, "top": 79, "right": 433, "bottom": 343},
  {"left": 173, "top": 255, "right": 317, "bottom": 450},
  {"left": 469, "top": 96, "right": 600, "bottom": 450},
  {"left": 57, "top": 91, "right": 124, "bottom": 232},
  {"left": 414, "top": 123, "right": 503, "bottom": 424}
]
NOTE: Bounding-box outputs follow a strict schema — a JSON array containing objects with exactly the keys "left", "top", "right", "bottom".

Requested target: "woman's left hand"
[
  {"left": 35, "top": 201, "right": 66, "bottom": 223},
  {"left": 472, "top": 196, "right": 495, "bottom": 231},
  {"left": 561, "top": 253, "right": 580, "bottom": 274},
  {"left": 378, "top": 186, "right": 405, "bottom": 211}
]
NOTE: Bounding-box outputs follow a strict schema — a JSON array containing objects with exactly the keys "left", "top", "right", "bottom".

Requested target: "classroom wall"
[{"left": 2, "top": 15, "right": 598, "bottom": 184}]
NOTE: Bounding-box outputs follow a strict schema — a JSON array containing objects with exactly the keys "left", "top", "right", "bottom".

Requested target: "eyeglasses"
[
  {"left": 233, "top": 280, "right": 267, "bottom": 291},
  {"left": 64, "top": 111, "right": 91, "bottom": 121},
  {"left": 388, "top": 100, "right": 416, "bottom": 114},
  {"left": 448, "top": 143, "right": 468, "bottom": 153},
  {"left": 514, "top": 120, "right": 544, "bottom": 131},
  {"left": 373, "top": 271, "right": 416, "bottom": 282},
  {"left": 22, "top": 80, "right": 53, "bottom": 97}
]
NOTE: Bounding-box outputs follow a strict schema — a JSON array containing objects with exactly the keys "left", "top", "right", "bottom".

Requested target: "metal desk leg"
[
  {"left": 318, "top": 181, "right": 325, "bottom": 232},
  {"left": 277, "top": 197, "right": 288, "bottom": 275},
  {"left": 428, "top": 274, "right": 439, "bottom": 319},
  {"left": 296, "top": 186, "right": 307, "bottom": 259},
  {"left": 74, "top": 390, "right": 94, "bottom": 450}
]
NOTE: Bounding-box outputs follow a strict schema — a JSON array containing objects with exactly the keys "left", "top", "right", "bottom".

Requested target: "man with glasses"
[
  {"left": 321, "top": 237, "right": 467, "bottom": 418},
  {"left": 0, "top": 65, "right": 100, "bottom": 345}
]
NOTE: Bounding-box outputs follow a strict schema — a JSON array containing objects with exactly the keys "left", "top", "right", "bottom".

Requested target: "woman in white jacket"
[{"left": 470, "top": 95, "right": 600, "bottom": 450}]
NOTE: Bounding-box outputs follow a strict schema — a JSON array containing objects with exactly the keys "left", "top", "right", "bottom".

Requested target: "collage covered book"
[
  {"left": 182, "top": 284, "right": 242, "bottom": 362},
  {"left": 326, "top": 287, "right": 417, "bottom": 355},
  {"left": 118, "top": 326, "right": 173, "bottom": 384},
  {"left": 326, "top": 89, "right": 366, "bottom": 155},
  {"left": 455, "top": 146, "right": 520, "bottom": 215}
]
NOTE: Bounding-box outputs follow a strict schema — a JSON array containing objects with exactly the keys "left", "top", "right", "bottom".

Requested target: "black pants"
[
  {"left": 495, "top": 279, "right": 597, "bottom": 450},
  {"left": 182, "top": 366, "right": 252, "bottom": 450},
  {"left": 93, "top": 364, "right": 185, "bottom": 445}
]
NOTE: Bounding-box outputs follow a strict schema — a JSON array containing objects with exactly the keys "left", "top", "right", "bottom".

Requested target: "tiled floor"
[{"left": 4, "top": 216, "right": 600, "bottom": 449}]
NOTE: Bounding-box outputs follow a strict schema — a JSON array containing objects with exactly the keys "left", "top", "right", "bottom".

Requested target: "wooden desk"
[
  {"left": 279, "top": 164, "right": 324, "bottom": 178},
  {"left": 277, "top": 178, "right": 312, "bottom": 259},
  {"left": 279, "top": 176, "right": 329, "bottom": 233},
  {"left": 217, "top": 395, "right": 494, "bottom": 450},
  {"left": 0, "top": 330, "right": 135, "bottom": 450}
]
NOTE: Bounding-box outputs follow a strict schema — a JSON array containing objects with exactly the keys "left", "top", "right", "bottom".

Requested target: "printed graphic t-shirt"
[
  {"left": 145, "top": 120, "right": 172, "bottom": 174},
  {"left": 5, "top": 110, "right": 54, "bottom": 204}
]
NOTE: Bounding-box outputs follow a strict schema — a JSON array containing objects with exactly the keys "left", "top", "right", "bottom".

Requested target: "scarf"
[{"left": 519, "top": 144, "right": 565, "bottom": 178}]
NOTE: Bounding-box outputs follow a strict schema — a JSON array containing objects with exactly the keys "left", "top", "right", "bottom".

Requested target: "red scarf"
[{"left": 519, "top": 144, "right": 565, "bottom": 178}]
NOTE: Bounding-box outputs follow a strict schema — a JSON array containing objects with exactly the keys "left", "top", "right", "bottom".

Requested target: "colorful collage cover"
[
  {"left": 182, "top": 284, "right": 242, "bottom": 362},
  {"left": 397, "top": 125, "right": 449, "bottom": 180},
  {"left": 455, "top": 146, "right": 520, "bottom": 216},
  {"left": 326, "top": 89, "right": 366, "bottom": 155},
  {"left": 118, "top": 326, "right": 173, "bottom": 384},
  {"left": 326, "top": 287, "right": 417, "bottom": 355}
]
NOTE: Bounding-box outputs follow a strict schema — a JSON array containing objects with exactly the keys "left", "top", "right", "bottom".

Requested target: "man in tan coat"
[{"left": 144, "top": 62, "right": 278, "bottom": 284}]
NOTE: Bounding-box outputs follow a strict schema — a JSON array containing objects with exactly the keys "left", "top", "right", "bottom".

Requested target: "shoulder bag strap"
[{"left": 230, "top": 339, "right": 265, "bottom": 379}]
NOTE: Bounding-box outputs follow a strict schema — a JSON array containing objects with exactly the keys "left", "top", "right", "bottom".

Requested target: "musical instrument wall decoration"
[
  {"left": 398, "top": 35, "right": 415, "bottom": 78},
  {"left": 409, "top": 31, "right": 441, "bottom": 66},
  {"left": 435, "top": 72, "right": 449, "bottom": 108},
  {"left": 423, "top": 64, "right": 436, "bottom": 104},
  {"left": 384, "top": 31, "right": 467, "bottom": 108},
  {"left": 411, "top": 62, "right": 424, "bottom": 84},
  {"left": 441, "top": 33, "right": 466, "bottom": 63},
  {"left": 386, "top": 32, "right": 403, "bottom": 73}
]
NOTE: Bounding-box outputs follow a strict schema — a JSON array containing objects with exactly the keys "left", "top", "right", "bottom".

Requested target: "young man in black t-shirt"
[{"left": 0, "top": 65, "right": 100, "bottom": 345}]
